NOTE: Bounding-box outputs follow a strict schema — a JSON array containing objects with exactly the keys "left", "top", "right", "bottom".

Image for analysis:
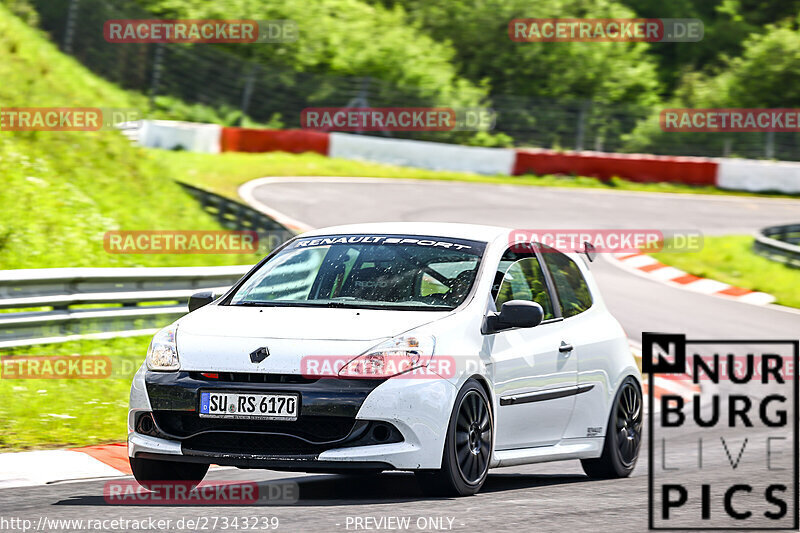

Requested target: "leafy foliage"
[
  {"left": 623, "top": 22, "right": 800, "bottom": 157},
  {"left": 375, "top": 0, "right": 661, "bottom": 108},
  {"left": 0, "top": 6, "right": 262, "bottom": 268},
  {"left": 132, "top": 0, "right": 487, "bottom": 109}
]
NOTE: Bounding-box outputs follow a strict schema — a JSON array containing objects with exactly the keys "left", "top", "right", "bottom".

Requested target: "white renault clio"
[{"left": 128, "top": 222, "right": 642, "bottom": 496}]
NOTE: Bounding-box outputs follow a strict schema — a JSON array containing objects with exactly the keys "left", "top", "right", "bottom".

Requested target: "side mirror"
[
  {"left": 482, "top": 300, "right": 544, "bottom": 335},
  {"left": 188, "top": 291, "right": 215, "bottom": 312}
]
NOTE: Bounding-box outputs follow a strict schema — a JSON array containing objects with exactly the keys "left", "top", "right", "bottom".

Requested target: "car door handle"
[{"left": 559, "top": 342, "right": 574, "bottom": 353}]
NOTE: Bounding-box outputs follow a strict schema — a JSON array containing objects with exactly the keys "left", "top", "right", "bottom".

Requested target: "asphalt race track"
[{"left": 1, "top": 179, "right": 798, "bottom": 533}]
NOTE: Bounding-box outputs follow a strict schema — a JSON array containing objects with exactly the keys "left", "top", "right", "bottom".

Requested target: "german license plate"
[{"left": 199, "top": 391, "right": 298, "bottom": 420}]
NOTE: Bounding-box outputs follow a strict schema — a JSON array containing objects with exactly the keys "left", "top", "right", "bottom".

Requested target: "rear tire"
[
  {"left": 129, "top": 456, "right": 209, "bottom": 490},
  {"left": 415, "top": 379, "right": 493, "bottom": 496},
  {"left": 581, "top": 377, "right": 642, "bottom": 479}
]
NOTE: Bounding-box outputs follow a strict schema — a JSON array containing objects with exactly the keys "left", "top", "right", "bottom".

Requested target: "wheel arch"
[
  {"left": 606, "top": 372, "right": 643, "bottom": 424},
  {"left": 468, "top": 373, "right": 495, "bottom": 417}
]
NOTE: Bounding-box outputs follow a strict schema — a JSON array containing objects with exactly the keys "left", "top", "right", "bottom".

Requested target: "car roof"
[{"left": 298, "top": 222, "right": 511, "bottom": 243}]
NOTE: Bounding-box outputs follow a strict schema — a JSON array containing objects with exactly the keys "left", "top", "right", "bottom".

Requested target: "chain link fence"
[{"left": 26, "top": 0, "right": 800, "bottom": 160}]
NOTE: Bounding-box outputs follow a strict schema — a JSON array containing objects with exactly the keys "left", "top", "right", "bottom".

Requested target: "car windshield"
[{"left": 226, "top": 234, "right": 486, "bottom": 311}]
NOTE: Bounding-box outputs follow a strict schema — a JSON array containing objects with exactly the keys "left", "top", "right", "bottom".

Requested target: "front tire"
[
  {"left": 130, "top": 456, "right": 209, "bottom": 490},
  {"left": 415, "top": 379, "right": 493, "bottom": 496},
  {"left": 581, "top": 377, "right": 642, "bottom": 479}
]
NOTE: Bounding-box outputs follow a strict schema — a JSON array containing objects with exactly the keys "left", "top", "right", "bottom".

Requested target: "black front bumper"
[{"left": 142, "top": 371, "right": 402, "bottom": 462}]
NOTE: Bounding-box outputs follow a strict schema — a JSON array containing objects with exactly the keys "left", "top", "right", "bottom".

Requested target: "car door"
[
  {"left": 489, "top": 246, "right": 578, "bottom": 449},
  {"left": 538, "top": 245, "right": 606, "bottom": 439}
]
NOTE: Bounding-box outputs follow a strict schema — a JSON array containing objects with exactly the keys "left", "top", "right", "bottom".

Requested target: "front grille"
[
  {"left": 182, "top": 432, "right": 337, "bottom": 455},
  {"left": 189, "top": 372, "right": 318, "bottom": 384},
  {"left": 179, "top": 420, "right": 403, "bottom": 457},
  {"left": 152, "top": 411, "right": 356, "bottom": 441}
]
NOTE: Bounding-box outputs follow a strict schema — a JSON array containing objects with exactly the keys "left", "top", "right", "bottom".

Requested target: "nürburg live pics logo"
[{"left": 644, "top": 332, "right": 798, "bottom": 530}]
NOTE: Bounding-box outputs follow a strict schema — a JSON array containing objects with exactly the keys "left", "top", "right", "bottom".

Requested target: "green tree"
[
  {"left": 133, "top": 0, "right": 487, "bottom": 108},
  {"left": 624, "top": 23, "right": 800, "bottom": 158},
  {"left": 373, "top": 0, "right": 662, "bottom": 107},
  {"left": 721, "top": 22, "right": 800, "bottom": 107}
]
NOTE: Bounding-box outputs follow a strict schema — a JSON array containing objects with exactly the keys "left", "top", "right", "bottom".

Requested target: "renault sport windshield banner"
[{"left": 289, "top": 234, "right": 486, "bottom": 255}]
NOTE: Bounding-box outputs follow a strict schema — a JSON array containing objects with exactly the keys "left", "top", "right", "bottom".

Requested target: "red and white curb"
[
  {"left": 610, "top": 252, "right": 775, "bottom": 306},
  {"left": 0, "top": 443, "right": 228, "bottom": 489},
  {"left": 0, "top": 444, "right": 130, "bottom": 488}
]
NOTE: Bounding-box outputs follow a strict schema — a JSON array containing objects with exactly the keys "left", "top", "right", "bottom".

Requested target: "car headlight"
[
  {"left": 338, "top": 335, "right": 436, "bottom": 379},
  {"left": 146, "top": 323, "right": 179, "bottom": 371}
]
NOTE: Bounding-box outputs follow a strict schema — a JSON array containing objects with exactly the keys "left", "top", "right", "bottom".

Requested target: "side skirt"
[{"left": 489, "top": 437, "right": 604, "bottom": 468}]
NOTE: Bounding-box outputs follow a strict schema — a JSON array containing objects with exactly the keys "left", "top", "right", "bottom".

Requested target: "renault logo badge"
[{"left": 250, "top": 347, "right": 270, "bottom": 363}]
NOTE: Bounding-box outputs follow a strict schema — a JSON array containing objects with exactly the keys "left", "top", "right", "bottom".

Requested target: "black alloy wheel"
[{"left": 455, "top": 390, "right": 492, "bottom": 484}]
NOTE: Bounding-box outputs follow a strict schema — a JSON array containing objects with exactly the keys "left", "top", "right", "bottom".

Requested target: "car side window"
[
  {"left": 540, "top": 246, "right": 593, "bottom": 318},
  {"left": 495, "top": 257, "right": 555, "bottom": 320}
]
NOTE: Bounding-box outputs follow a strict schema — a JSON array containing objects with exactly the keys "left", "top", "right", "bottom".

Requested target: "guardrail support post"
[{"left": 62, "top": 0, "right": 80, "bottom": 54}]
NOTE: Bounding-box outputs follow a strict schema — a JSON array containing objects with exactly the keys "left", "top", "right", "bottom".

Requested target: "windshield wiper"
[{"left": 228, "top": 300, "right": 452, "bottom": 311}]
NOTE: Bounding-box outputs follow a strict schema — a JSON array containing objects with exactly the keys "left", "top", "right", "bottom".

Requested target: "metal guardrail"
[
  {"left": 0, "top": 184, "right": 297, "bottom": 348},
  {"left": 0, "top": 265, "right": 252, "bottom": 347},
  {"left": 177, "top": 182, "right": 294, "bottom": 250},
  {"left": 753, "top": 224, "right": 800, "bottom": 268}
]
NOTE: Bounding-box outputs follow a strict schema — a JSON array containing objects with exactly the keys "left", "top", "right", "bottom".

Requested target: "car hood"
[
  {"left": 174, "top": 304, "right": 447, "bottom": 373},
  {"left": 179, "top": 304, "right": 446, "bottom": 341}
]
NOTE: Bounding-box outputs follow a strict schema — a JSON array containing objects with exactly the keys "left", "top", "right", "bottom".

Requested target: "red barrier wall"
[
  {"left": 513, "top": 149, "right": 719, "bottom": 186},
  {"left": 221, "top": 128, "right": 330, "bottom": 155},
  {"left": 219, "top": 126, "right": 721, "bottom": 186}
]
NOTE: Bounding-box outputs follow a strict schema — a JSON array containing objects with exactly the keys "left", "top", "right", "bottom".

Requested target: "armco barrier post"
[
  {"left": 62, "top": 0, "right": 80, "bottom": 54},
  {"left": 149, "top": 43, "right": 164, "bottom": 108},
  {"left": 240, "top": 64, "right": 259, "bottom": 120}
]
